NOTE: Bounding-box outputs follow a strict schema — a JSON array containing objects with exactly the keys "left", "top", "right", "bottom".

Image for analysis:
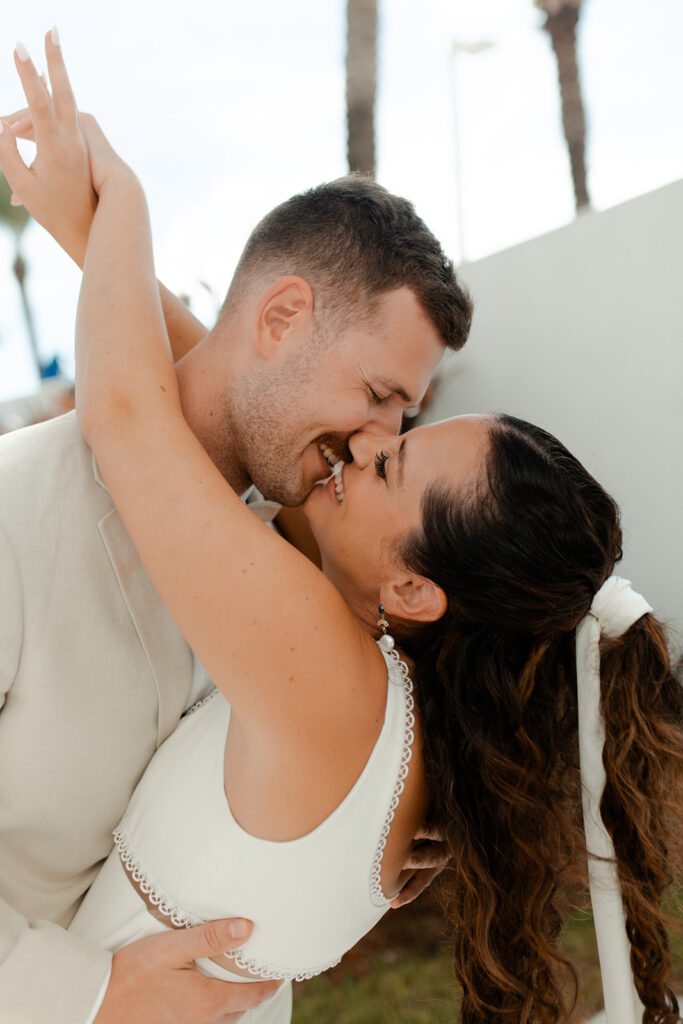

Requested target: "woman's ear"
[
  {"left": 381, "top": 575, "right": 447, "bottom": 626},
  {"left": 254, "top": 276, "right": 314, "bottom": 358}
]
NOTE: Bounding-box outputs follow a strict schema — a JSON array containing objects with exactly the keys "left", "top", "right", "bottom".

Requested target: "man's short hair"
[{"left": 222, "top": 176, "right": 472, "bottom": 350}]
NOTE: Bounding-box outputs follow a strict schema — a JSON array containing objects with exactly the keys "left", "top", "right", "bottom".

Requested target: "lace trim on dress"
[
  {"left": 113, "top": 828, "right": 203, "bottom": 929},
  {"left": 369, "top": 646, "right": 416, "bottom": 907},
  {"left": 219, "top": 947, "right": 343, "bottom": 983},
  {"left": 183, "top": 688, "right": 219, "bottom": 717},
  {"left": 112, "top": 827, "right": 343, "bottom": 982}
]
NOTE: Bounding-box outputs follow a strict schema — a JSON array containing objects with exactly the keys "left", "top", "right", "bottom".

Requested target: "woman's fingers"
[
  {"left": 0, "top": 120, "right": 31, "bottom": 200},
  {"left": 1, "top": 106, "right": 31, "bottom": 124},
  {"left": 0, "top": 109, "right": 36, "bottom": 141},
  {"left": 13, "top": 42, "right": 55, "bottom": 143},
  {"left": 45, "top": 27, "right": 78, "bottom": 129},
  {"left": 10, "top": 118, "right": 36, "bottom": 142}
]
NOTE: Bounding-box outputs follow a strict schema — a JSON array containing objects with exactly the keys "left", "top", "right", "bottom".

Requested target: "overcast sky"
[{"left": 1, "top": 0, "right": 681, "bottom": 400}]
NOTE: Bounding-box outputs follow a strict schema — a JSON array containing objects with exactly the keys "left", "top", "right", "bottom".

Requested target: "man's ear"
[
  {"left": 381, "top": 575, "right": 447, "bottom": 626},
  {"left": 254, "top": 276, "right": 314, "bottom": 359}
]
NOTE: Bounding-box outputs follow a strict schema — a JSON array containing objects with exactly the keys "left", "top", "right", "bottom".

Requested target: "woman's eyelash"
[{"left": 374, "top": 451, "right": 389, "bottom": 479}]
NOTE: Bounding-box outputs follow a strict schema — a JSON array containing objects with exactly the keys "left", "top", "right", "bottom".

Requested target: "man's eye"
[{"left": 374, "top": 451, "right": 389, "bottom": 479}]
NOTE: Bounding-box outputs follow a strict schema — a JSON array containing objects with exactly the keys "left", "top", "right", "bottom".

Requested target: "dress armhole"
[{"left": 368, "top": 647, "right": 415, "bottom": 907}]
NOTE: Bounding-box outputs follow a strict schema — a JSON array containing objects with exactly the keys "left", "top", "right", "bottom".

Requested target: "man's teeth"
[
  {"left": 318, "top": 444, "right": 345, "bottom": 503},
  {"left": 333, "top": 461, "right": 345, "bottom": 503},
  {"left": 319, "top": 443, "right": 337, "bottom": 469}
]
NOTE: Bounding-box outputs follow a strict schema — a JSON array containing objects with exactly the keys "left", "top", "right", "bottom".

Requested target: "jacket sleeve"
[
  {"left": 0, "top": 900, "right": 112, "bottom": 1024},
  {"left": 0, "top": 523, "right": 112, "bottom": 1021},
  {"left": 0, "top": 521, "right": 21, "bottom": 711}
]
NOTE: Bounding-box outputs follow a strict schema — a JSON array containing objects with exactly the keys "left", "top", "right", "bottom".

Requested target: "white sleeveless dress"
[{"left": 69, "top": 645, "right": 415, "bottom": 1023}]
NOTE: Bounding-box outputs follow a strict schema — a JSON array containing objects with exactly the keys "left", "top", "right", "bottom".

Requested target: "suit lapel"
[{"left": 93, "top": 457, "right": 192, "bottom": 746}]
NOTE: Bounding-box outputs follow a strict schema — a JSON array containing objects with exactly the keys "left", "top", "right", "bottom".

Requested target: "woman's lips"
[
  {"left": 324, "top": 474, "right": 341, "bottom": 505},
  {"left": 317, "top": 446, "right": 345, "bottom": 505}
]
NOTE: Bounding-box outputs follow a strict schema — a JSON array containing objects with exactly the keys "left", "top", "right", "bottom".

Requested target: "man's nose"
[
  {"left": 364, "top": 403, "right": 403, "bottom": 436},
  {"left": 348, "top": 431, "right": 391, "bottom": 467}
]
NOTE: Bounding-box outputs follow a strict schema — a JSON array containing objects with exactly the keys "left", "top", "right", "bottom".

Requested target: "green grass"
[
  {"left": 292, "top": 901, "right": 682, "bottom": 1024},
  {"left": 293, "top": 950, "right": 460, "bottom": 1024}
]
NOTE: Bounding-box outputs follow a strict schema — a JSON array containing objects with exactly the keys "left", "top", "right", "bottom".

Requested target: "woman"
[{"left": 1, "top": 41, "right": 681, "bottom": 1024}]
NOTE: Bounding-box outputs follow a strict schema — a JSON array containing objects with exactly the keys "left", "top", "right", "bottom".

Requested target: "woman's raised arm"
[
  {"left": 0, "top": 43, "right": 378, "bottom": 757},
  {"left": 81, "top": 149, "right": 374, "bottom": 750}
]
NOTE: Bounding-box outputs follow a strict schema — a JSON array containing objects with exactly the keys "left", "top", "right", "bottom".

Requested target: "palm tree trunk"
[
  {"left": 345, "top": 0, "right": 378, "bottom": 176},
  {"left": 543, "top": 2, "right": 591, "bottom": 211},
  {"left": 12, "top": 248, "right": 43, "bottom": 377}
]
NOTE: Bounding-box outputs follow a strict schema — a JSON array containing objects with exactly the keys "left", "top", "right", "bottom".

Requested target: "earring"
[{"left": 377, "top": 603, "right": 395, "bottom": 653}]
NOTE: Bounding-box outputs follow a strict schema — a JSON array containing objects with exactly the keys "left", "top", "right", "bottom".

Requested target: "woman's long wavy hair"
[{"left": 397, "top": 413, "right": 682, "bottom": 1024}]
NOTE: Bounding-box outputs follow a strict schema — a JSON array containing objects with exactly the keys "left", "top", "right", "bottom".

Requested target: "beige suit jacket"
[{"left": 0, "top": 411, "right": 194, "bottom": 1022}]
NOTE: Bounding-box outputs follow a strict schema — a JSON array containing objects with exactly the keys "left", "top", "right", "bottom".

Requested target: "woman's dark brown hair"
[{"left": 398, "top": 413, "right": 682, "bottom": 1023}]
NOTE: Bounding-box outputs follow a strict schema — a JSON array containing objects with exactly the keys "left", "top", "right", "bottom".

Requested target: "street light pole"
[{"left": 450, "top": 39, "right": 494, "bottom": 264}]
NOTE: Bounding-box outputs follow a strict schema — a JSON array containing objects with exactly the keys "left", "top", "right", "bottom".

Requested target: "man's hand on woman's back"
[{"left": 393, "top": 826, "right": 449, "bottom": 909}]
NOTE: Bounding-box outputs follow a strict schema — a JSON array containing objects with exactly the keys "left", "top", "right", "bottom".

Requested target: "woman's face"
[{"left": 304, "top": 415, "right": 492, "bottom": 618}]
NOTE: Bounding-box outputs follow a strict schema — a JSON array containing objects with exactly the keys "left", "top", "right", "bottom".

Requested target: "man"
[{"left": 0, "top": 34, "right": 472, "bottom": 1024}]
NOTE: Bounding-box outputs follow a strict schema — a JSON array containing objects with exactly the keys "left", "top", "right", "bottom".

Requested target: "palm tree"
[
  {"left": 537, "top": 0, "right": 591, "bottom": 212},
  {"left": 0, "top": 172, "right": 43, "bottom": 377},
  {"left": 345, "top": 0, "right": 378, "bottom": 176}
]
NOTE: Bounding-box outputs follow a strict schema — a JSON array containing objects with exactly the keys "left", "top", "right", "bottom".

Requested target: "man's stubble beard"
[{"left": 221, "top": 340, "right": 333, "bottom": 507}]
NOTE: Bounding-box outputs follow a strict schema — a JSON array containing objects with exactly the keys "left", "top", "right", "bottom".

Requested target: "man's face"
[{"left": 230, "top": 287, "right": 445, "bottom": 506}]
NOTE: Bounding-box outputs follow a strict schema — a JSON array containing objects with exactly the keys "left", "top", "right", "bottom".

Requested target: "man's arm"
[
  {"left": 0, "top": 37, "right": 286, "bottom": 1022},
  {"left": 0, "top": 899, "right": 113, "bottom": 1024},
  {"left": 0, "top": 521, "right": 114, "bottom": 1021},
  {"left": 0, "top": 492, "right": 280, "bottom": 1022},
  {"left": 0, "top": 522, "right": 21, "bottom": 712},
  {"left": 0, "top": 471, "right": 279, "bottom": 1024},
  {"left": 157, "top": 283, "right": 208, "bottom": 361},
  {"left": 391, "top": 827, "right": 449, "bottom": 909},
  {"left": 0, "top": 890, "right": 279, "bottom": 1024}
]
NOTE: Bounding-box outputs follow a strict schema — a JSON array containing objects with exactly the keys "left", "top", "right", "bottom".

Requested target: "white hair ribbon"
[{"left": 575, "top": 575, "right": 652, "bottom": 1023}]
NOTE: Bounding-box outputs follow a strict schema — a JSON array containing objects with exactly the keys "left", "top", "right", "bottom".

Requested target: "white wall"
[{"left": 426, "top": 180, "right": 683, "bottom": 650}]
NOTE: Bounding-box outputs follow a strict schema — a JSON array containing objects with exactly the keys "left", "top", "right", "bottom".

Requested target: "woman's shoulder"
[{"left": 226, "top": 634, "right": 417, "bottom": 844}]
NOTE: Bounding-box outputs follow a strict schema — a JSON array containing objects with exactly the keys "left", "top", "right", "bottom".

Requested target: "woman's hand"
[
  {"left": 1, "top": 29, "right": 208, "bottom": 360},
  {"left": 0, "top": 30, "right": 127, "bottom": 266}
]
